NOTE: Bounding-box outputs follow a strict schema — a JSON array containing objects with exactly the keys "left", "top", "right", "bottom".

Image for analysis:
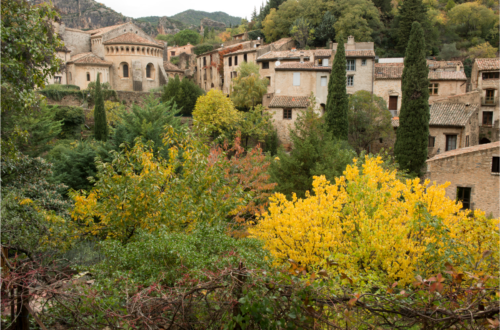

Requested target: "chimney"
[
  {"left": 299, "top": 51, "right": 304, "bottom": 63},
  {"left": 328, "top": 39, "right": 333, "bottom": 50},
  {"left": 346, "top": 35, "right": 355, "bottom": 50}
]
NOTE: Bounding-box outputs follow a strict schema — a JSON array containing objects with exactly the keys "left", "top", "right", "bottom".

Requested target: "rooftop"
[
  {"left": 275, "top": 61, "right": 331, "bottom": 71},
  {"left": 475, "top": 58, "right": 500, "bottom": 71},
  {"left": 428, "top": 71, "right": 467, "bottom": 80},
  {"left": 104, "top": 32, "right": 162, "bottom": 47},
  {"left": 427, "top": 60, "right": 463, "bottom": 70},
  {"left": 163, "top": 61, "right": 184, "bottom": 72},
  {"left": 427, "top": 141, "right": 500, "bottom": 162},
  {"left": 88, "top": 23, "right": 127, "bottom": 37},
  {"left": 258, "top": 50, "right": 314, "bottom": 61},
  {"left": 269, "top": 96, "right": 309, "bottom": 108},
  {"left": 68, "top": 52, "right": 112, "bottom": 66},
  {"left": 333, "top": 50, "right": 376, "bottom": 57},
  {"left": 375, "top": 64, "right": 467, "bottom": 80},
  {"left": 391, "top": 103, "right": 479, "bottom": 128}
]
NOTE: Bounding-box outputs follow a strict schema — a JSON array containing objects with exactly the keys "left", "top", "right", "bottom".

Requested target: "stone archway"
[{"left": 479, "top": 137, "right": 491, "bottom": 145}]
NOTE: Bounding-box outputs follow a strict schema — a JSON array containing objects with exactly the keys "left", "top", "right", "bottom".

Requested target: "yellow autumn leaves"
[{"left": 249, "top": 157, "right": 499, "bottom": 287}]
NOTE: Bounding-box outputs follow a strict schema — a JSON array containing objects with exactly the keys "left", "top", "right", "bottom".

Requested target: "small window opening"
[
  {"left": 123, "top": 64, "right": 129, "bottom": 78},
  {"left": 283, "top": 108, "right": 292, "bottom": 119},
  {"left": 86, "top": 72, "right": 90, "bottom": 81},
  {"left": 492, "top": 157, "right": 500, "bottom": 173},
  {"left": 262, "top": 61, "right": 269, "bottom": 69},
  {"left": 428, "top": 136, "right": 435, "bottom": 147},
  {"left": 456, "top": 187, "right": 471, "bottom": 210}
]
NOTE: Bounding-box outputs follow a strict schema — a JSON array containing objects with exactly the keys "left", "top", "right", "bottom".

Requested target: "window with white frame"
[
  {"left": 347, "top": 59, "right": 356, "bottom": 71},
  {"left": 322, "top": 59, "right": 329, "bottom": 66},
  {"left": 321, "top": 76, "right": 327, "bottom": 86},
  {"left": 347, "top": 75, "right": 354, "bottom": 86},
  {"left": 361, "top": 59, "right": 367, "bottom": 66},
  {"left": 293, "top": 72, "right": 301, "bottom": 86}
]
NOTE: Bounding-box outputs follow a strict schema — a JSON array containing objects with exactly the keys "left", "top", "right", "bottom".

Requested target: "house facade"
[{"left": 167, "top": 43, "right": 194, "bottom": 61}]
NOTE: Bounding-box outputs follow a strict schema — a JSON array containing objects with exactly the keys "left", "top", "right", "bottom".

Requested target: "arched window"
[
  {"left": 86, "top": 72, "right": 90, "bottom": 81},
  {"left": 123, "top": 63, "right": 129, "bottom": 78},
  {"left": 146, "top": 64, "right": 151, "bottom": 78},
  {"left": 146, "top": 63, "right": 155, "bottom": 79}
]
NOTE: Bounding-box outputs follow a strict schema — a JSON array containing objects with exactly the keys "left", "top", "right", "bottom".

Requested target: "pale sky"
[{"left": 98, "top": 0, "right": 265, "bottom": 20}]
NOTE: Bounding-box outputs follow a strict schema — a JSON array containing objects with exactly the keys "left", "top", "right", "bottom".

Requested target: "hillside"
[{"left": 170, "top": 10, "right": 241, "bottom": 27}]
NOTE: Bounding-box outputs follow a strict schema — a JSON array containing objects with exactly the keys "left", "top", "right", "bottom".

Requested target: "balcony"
[{"left": 482, "top": 96, "right": 497, "bottom": 106}]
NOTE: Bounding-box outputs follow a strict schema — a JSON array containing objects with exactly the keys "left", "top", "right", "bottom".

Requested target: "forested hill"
[{"left": 169, "top": 10, "right": 242, "bottom": 27}]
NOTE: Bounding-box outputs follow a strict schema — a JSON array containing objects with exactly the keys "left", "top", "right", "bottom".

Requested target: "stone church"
[{"left": 50, "top": 21, "right": 169, "bottom": 91}]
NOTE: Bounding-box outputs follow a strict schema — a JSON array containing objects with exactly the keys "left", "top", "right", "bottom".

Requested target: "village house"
[
  {"left": 374, "top": 60, "right": 467, "bottom": 117},
  {"left": 163, "top": 61, "right": 185, "bottom": 79},
  {"left": 470, "top": 58, "right": 500, "bottom": 144},
  {"left": 425, "top": 141, "right": 499, "bottom": 218},
  {"left": 166, "top": 43, "right": 194, "bottom": 61},
  {"left": 50, "top": 21, "right": 169, "bottom": 91}
]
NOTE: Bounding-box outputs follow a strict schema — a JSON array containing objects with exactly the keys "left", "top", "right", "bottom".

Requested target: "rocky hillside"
[{"left": 33, "top": 0, "right": 237, "bottom": 36}]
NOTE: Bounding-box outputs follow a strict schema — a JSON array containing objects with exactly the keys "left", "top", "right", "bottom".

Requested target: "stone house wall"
[
  {"left": 223, "top": 51, "right": 258, "bottom": 94},
  {"left": 70, "top": 64, "right": 111, "bottom": 90},
  {"left": 425, "top": 143, "right": 500, "bottom": 218},
  {"left": 344, "top": 58, "right": 374, "bottom": 94},
  {"left": 60, "top": 27, "right": 91, "bottom": 54},
  {"left": 374, "top": 78, "right": 402, "bottom": 113},
  {"left": 264, "top": 107, "right": 322, "bottom": 146},
  {"left": 429, "top": 79, "right": 467, "bottom": 104}
]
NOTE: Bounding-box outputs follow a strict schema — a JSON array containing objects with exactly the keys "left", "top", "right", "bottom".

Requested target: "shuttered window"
[
  {"left": 321, "top": 76, "right": 327, "bottom": 86},
  {"left": 323, "top": 59, "right": 329, "bottom": 66},
  {"left": 293, "top": 72, "right": 300, "bottom": 86},
  {"left": 389, "top": 96, "right": 398, "bottom": 110}
]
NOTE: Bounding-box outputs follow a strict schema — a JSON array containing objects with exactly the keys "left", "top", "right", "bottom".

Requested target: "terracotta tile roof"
[
  {"left": 104, "top": 32, "right": 162, "bottom": 47},
  {"left": 269, "top": 96, "right": 309, "bottom": 108},
  {"left": 314, "top": 49, "right": 332, "bottom": 57},
  {"left": 376, "top": 62, "right": 404, "bottom": 67},
  {"left": 429, "top": 103, "right": 478, "bottom": 126},
  {"left": 68, "top": 52, "right": 112, "bottom": 66},
  {"left": 88, "top": 23, "right": 127, "bottom": 36},
  {"left": 475, "top": 58, "right": 500, "bottom": 71},
  {"left": 375, "top": 65, "right": 404, "bottom": 79},
  {"left": 333, "top": 50, "right": 376, "bottom": 57},
  {"left": 163, "top": 61, "right": 184, "bottom": 72},
  {"left": 270, "top": 37, "right": 294, "bottom": 47},
  {"left": 428, "top": 71, "right": 467, "bottom": 80},
  {"left": 258, "top": 50, "right": 313, "bottom": 61},
  {"left": 427, "top": 60, "right": 463, "bottom": 70},
  {"left": 427, "top": 141, "right": 500, "bottom": 162},
  {"left": 224, "top": 48, "right": 258, "bottom": 56},
  {"left": 275, "top": 61, "right": 331, "bottom": 71}
]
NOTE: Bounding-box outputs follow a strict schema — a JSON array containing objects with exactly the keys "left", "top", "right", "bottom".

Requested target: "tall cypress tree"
[
  {"left": 325, "top": 37, "right": 348, "bottom": 140},
  {"left": 394, "top": 22, "right": 429, "bottom": 175},
  {"left": 396, "top": 0, "right": 428, "bottom": 54},
  {"left": 93, "top": 73, "right": 108, "bottom": 141}
]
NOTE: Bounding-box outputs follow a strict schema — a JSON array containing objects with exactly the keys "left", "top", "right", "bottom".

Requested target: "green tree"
[
  {"left": 445, "top": 0, "right": 456, "bottom": 11},
  {"left": 262, "top": 8, "right": 281, "bottom": 42},
  {"left": 373, "top": 0, "right": 392, "bottom": 13},
  {"left": 394, "top": 22, "right": 430, "bottom": 176},
  {"left": 439, "top": 43, "right": 460, "bottom": 60},
  {"left": 347, "top": 91, "right": 394, "bottom": 154},
  {"left": 1, "top": 0, "right": 63, "bottom": 158},
  {"left": 325, "top": 37, "right": 348, "bottom": 140},
  {"left": 332, "top": 0, "right": 382, "bottom": 42},
  {"left": 314, "top": 11, "right": 336, "bottom": 46},
  {"left": 447, "top": 2, "right": 498, "bottom": 40},
  {"left": 162, "top": 75, "right": 204, "bottom": 116},
  {"left": 268, "top": 97, "right": 355, "bottom": 199},
  {"left": 173, "top": 29, "right": 201, "bottom": 46},
  {"left": 467, "top": 42, "right": 498, "bottom": 59},
  {"left": 290, "top": 17, "right": 315, "bottom": 48},
  {"left": 156, "top": 33, "right": 175, "bottom": 45},
  {"left": 396, "top": 0, "right": 430, "bottom": 53},
  {"left": 235, "top": 105, "right": 274, "bottom": 148},
  {"left": 231, "top": 62, "right": 269, "bottom": 108},
  {"left": 93, "top": 73, "right": 108, "bottom": 141}
]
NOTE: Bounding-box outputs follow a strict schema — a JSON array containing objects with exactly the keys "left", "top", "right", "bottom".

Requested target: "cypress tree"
[
  {"left": 93, "top": 73, "right": 108, "bottom": 141},
  {"left": 325, "top": 37, "right": 348, "bottom": 140},
  {"left": 396, "top": 0, "right": 428, "bottom": 54},
  {"left": 394, "top": 22, "right": 429, "bottom": 176}
]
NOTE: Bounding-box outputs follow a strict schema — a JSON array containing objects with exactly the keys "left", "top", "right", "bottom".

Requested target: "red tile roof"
[
  {"left": 258, "top": 50, "right": 313, "bottom": 61},
  {"left": 429, "top": 103, "right": 478, "bottom": 126},
  {"left": 314, "top": 49, "right": 332, "bottom": 57},
  {"left": 224, "top": 48, "right": 259, "bottom": 56},
  {"left": 333, "top": 50, "right": 376, "bottom": 57},
  {"left": 68, "top": 53, "right": 112, "bottom": 66},
  {"left": 269, "top": 96, "right": 309, "bottom": 108},
  {"left": 428, "top": 71, "right": 467, "bottom": 80},
  {"left": 104, "top": 32, "right": 162, "bottom": 47},
  {"left": 475, "top": 58, "right": 500, "bottom": 71},
  {"left": 275, "top": 62, "right": 331, "bottom": 71},
  {"left": 427, "top": 60, "right": 463, "bottom": 70},
  {"left": 375, "top": 64, "right": 467, "bottom": 80},
  {"left": 427, "top": 141, "right": 500, "bottom": 162}
]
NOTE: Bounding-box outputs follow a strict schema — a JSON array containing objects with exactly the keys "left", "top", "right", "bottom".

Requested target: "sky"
[{"left": 98, "top": 0, "right": 265, "bottom": 20}]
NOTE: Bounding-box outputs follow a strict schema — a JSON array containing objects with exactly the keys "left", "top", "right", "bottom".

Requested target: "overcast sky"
[{"left": 98, "top": 0, "right": 264, "bottom": 20}]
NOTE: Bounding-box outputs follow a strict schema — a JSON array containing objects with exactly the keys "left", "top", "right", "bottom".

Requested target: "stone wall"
[
  {"left": 374, "top": 79, "right": 402, "bottom": 112},
  {"left": 345, "top": 58, "right": 374, "bottom": 94},
  {"left": 61, "top": 27, "right": 91, "bottom": 54},
  {"left": 425, "top": 143, "right": 500, "bottom": 218},
  {"left": 43, "top": 91, "right": 161, "bottom": 109}
]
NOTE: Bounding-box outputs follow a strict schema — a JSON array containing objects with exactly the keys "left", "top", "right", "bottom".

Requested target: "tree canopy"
[{"left": 231, "top": 62, "right": 269, "bottom": 109}]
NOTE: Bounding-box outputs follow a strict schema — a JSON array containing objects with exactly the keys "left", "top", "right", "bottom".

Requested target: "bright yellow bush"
[
  {"left": 249, "top": 156, "right": 499, "bottom": 287},
  {"left": 192, "top": 89, "right": 242, "bottom": 136}
]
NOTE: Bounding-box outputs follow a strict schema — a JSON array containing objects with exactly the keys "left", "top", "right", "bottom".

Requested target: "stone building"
[
  {"left": 163, "top": 62, "right": 185, "bottom": 79},
  {"left": 166, "top": 43, "right": 194, "bottom": 61},
  {"left": 374, "top": 60, "right": 467, "bottom": 117},
  {"left": 470, "top": 58, "right": 500, "bottom": 144},
  {"left": 425, "top": 141, "right": 500, "bottom": 218},
  {"left": 51, "top": 21, "right": 168, "bottom": 91}
]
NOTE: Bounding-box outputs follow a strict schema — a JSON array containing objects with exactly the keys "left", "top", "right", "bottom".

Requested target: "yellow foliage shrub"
[{"left": 249, "top": 156, "right": 499, "bottom": 287}]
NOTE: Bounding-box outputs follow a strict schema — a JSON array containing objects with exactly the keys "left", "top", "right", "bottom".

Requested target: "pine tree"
[
  {"left": 251, "top": 6, "right": 257, "bottom": 21},
  {"left": 93, "top": 73, "right": 108, "bottom": 141},
  {"left": 396, "top": 0, "right": 428, "bottom": 54},
  {"left": 325, "top": 37, "right": 348, "bottom": 140},
  {"left": 394, "top": 22, "right": 429, "bottom": 176}
]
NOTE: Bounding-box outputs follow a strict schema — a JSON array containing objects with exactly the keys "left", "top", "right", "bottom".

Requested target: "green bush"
[
  {"left": 49, "top": 105, "right": 85, "bottom": 138},
  {"left": 170, "top": 56, "right": 180, "bottom": 65},
  {"left": 193, "top": 43, "right": 214, "bottom": 55},
  {"left": 162, "top": 75, "right": 205, "bottom": 116}
]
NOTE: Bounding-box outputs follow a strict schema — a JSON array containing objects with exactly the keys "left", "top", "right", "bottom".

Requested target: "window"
[
  {"left": 320, "top": 76, "right": 327, "bottom": 87},
  {"left": 323, "top": 59, "right": 329, "bottom": 66},
  {"left": 234, "top": 56, "right": 238, "bottom": 66},
  {"left": 262, "top": 61, "right": 269, "bottom": 69},
  {"left": 482, "top": 72, "right": 499, "bottom": 80},
  {"left": 293, "top": 72, "right": 300, "bottom": 86},
  {"left": 446, "top": 134, "right": 457, "bottom": 151},
  {"left": 86, "top": 72, "right": 91, "bottom": 81},
  {"left": 54, "top": 76, "right": 61, "bottom": 84},
  {"left": 347, "top": 75, "right": 354, "bottom": 86},
  {"left": 483, "top": 111, "right": 493, "bottom": 126},
  {"left": 266, "top": 76, "right": 271, "bottom": 86},
  {"left": 318, "top": 58, "right": 323, "bottom": 66},
  {"left": 361, "top": 59, "right": 367, "bottom": 66},
  {"left": 428, "top": 136, "right": 435, "bottom": 147},
  {"left": 492, "top": 156, "right": 500, "bottom": 173},
  {"left": 171, "top": 51, "right": 175, "bottom": 56},
  {"left": 283, "top": 108, "right": 292, "bottom": 119},
  {"left": 429, "top": 83, "right": 439, "bottom": 95},
  {"left": 485, "top": 89, "right": 495, "bottom": 104},
  {"left": 203, "top": 57, "right": 206, "bottom": 66},
  {"left": 346, "top": 59, "right": 355, "bottom": 71},
  {"left": 244, "top": 54, "right": 247, "bottom": 62},
  {"left": 465, "top": 135, "right": 469, "bottom": 147},
  {"left": 229, "top": 57, "right": 232, "bottom": 66},
  {"left": 456, "top": 187, "right": 471, "bottom": 209},
  {"left": 389, "top": 96, "right": 398, "bottom": 110},
  {"left": 146, "top": 64, "right": 151, "bottom": 78},
  {"left": 122, "top": 64, "right": 129, "bottom": 78}
]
